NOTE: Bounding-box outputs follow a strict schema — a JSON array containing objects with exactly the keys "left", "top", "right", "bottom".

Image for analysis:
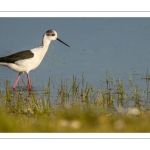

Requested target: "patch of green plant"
[{"left": 0, "top": 72, "right": 150, "bottom": 132}]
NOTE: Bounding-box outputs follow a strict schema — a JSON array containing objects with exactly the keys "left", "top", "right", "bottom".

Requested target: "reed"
[{"left": 0, "top": 72, "right": 150, "bottom": 132}]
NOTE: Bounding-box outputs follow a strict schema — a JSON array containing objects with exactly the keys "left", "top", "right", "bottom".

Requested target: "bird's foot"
[
  {"left": 12, "top": 87, "right": 16, "bottom": 91},
  {"left": 28, "top": 86, "right": 32, "bottom": 92}
]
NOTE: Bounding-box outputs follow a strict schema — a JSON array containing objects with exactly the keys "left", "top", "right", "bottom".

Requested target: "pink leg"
[
  {"left": 12, "top": 73, "right": 21, "bottom": 90},
  {"left": 26, "top": 73, "right": 32, "bottom": 90}
]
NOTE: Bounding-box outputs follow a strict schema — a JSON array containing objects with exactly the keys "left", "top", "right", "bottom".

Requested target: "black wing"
[{"left": 0, "top": 50, "right": 34, "bottom": 63}]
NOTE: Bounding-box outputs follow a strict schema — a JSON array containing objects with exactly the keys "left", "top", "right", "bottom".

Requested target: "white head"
[
  {"left": 45, "top": 30, "right": 58, "bottom": 40},
  {"left": 43, "top": 30, "right": 70, "bottom": 47}
]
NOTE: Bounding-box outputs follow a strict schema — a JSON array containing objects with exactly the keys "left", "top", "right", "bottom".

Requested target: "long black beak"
[{"left": 57, "top": 38, "right": 70, "bottom": 47}]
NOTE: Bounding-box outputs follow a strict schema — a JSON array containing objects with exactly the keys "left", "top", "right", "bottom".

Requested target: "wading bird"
[{"left": 0, "top": 30, "right": 70, "bottom": 90}]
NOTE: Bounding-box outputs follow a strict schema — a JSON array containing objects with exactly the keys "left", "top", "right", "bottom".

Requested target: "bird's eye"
[{"left": 51, "top": 34, "right": 55, "bottom": 36}]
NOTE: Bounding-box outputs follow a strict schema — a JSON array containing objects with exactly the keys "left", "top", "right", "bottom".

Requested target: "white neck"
[
  {"left": 31, "top": 34, "right": 52, "bottom": 60},
  {"left": 41, "top": 34, "right": 51, "bottom": 48}
]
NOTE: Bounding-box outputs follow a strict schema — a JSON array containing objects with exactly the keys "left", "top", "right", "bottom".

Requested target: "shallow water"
[{"left": 0, "top": 18, "right": 150, "bottom": 92}]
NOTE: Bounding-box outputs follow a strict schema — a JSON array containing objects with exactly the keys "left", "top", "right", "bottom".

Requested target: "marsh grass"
[{"left": 0, "top": 72, "right": 150, "bottom": 132}]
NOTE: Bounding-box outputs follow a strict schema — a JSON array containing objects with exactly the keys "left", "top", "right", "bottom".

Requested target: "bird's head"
[{"left": 44, "top": 30, "right": 70, "bottom": 47}]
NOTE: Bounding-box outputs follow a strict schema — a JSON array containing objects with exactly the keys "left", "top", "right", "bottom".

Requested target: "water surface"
[{"left": 0, "top": 18, "right": 150, "bottom": 90}]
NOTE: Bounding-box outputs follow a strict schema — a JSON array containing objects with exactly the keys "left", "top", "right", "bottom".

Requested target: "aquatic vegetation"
[{"left": 0, "top": 72, "right": 150, "bottom": 132}]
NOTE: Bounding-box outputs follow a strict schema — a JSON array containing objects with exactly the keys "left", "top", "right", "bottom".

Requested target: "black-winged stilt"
[{"left": 0, "top": 30, "right": 70, "bottom": 90}]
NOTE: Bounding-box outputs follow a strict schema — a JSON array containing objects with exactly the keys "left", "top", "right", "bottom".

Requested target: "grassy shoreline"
[{"left": 0, "top": 73, "right": 150, "bottom": 132}]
